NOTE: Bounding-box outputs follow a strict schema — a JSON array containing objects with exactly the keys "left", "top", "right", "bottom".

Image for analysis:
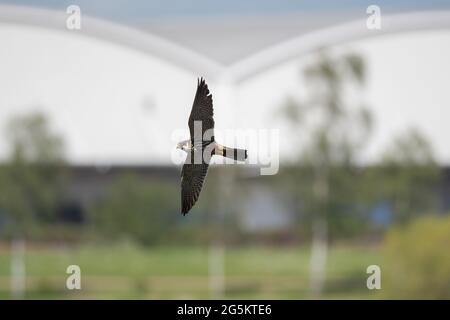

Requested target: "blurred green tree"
[
  {"left": 383, "top": 215, "right": 450, "bottom": 299},
  {"left": 281, "top": 51, "right": 439, "bottom": 297},
  {"left": 280, "top": 51, "right": 373, "bottom": 297},
  {"left": 91, "top": 173, "right": 178, "bottom": 245},
  {"left": 0, "top": 112, "right": 66, "bottom": 237},
  {"left": 367, "top": 128, "right": 439, "bottom": 222},
  {"left": 0, "top": 111, "right": 66, "bottom": 299}
]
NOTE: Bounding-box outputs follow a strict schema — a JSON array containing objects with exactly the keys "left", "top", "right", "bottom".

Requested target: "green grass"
[{"left": 0, "top": 243, "right": 382, "bottom": 299}]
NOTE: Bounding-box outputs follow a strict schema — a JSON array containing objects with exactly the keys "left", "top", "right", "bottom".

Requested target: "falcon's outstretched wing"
[
  {"left": 188, "top": 78, "right": 214, "bottom": 146},
  {"left": 181, "top": 78, "right": 214, "bottom": 215},
  {"left": 181, "top": 157, "right": 209, "bottom": 215}
]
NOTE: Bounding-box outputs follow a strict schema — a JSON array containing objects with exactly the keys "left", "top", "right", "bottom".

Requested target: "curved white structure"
[
  {"left": 2, "top": 5, "right": 450, "bottom": 81},
  {"left": 0, "top": 5, "right": 450, "bottom": 165},
  {"left": 0, "top": 5, "right": 224, "bottom": 80},
  {"left": 227, "top": 11, "right": 450, "bottom": 81}
]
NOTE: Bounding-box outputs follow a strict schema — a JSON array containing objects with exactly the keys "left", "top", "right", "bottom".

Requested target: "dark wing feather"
[
  {"left": 181, "top": 158, "right": 209, "bottom": 215},
  {"left": 188, "top": 78, "right": 214, "bottom": 146}
]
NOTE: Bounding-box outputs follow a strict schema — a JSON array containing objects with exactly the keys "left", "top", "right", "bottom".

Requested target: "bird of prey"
[{"left": 177, "top": 78, "right": 248, "bottom": 215}]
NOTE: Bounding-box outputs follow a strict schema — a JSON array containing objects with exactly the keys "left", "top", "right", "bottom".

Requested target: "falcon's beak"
[{"left": 176, "top": 142, "right": 182, "bottom": 150}]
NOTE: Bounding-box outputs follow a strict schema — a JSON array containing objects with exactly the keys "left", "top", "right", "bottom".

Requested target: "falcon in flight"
[{"left": 177, "top": 78, "right": 248, "bottom": 215}]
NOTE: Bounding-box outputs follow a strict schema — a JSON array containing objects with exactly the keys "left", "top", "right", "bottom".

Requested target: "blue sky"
[{"left": 1, "top": 0, "right": 450, "bottom": 23}]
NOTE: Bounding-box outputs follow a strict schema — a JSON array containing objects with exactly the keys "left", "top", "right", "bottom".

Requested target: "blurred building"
[{"left": 1, "top": 5, "right": 450, "bottom": 227}]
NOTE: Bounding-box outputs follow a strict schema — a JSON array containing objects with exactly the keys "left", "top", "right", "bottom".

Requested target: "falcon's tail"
[{"left": 222, "top": 146, "right": 248, "bottom": 161}]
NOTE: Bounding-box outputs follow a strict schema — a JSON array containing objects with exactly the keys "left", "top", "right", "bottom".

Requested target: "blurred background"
[{"left": 1, "top": 0, "right": 450, "bottom": 299}]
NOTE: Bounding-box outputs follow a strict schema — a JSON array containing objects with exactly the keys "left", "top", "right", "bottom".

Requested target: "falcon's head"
[{"left": 176, "top": 139, "right": 191, "bottom": 152}]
